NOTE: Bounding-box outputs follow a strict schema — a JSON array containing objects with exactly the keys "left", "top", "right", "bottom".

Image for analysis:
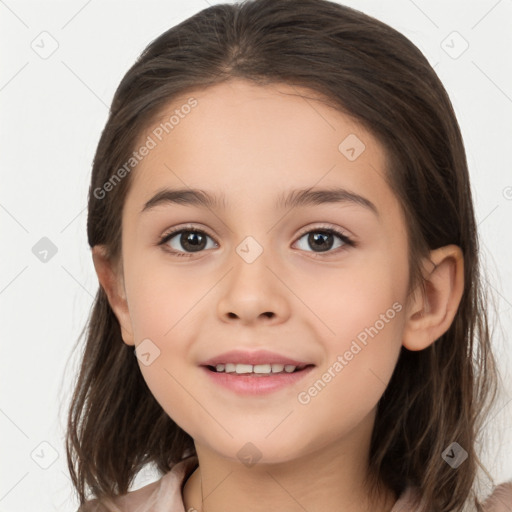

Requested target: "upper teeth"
[{"left": 215, "top": 363, "right": 299, "bottom": 374}]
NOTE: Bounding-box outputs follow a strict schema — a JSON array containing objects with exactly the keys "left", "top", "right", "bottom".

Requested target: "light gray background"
[{"left": 1, "top": 1, "right": 511, "bottom": 510}]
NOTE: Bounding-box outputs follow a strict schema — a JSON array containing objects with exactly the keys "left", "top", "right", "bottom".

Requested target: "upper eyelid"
[
  {"left": 160, "top": 223, "right": 350, "bottom": 238},
  {"left": 295, "top": 223, "right": 352, "bottom": 239},
  {"left": 160, "top": 224, "right": 218, "bottom": 243}
]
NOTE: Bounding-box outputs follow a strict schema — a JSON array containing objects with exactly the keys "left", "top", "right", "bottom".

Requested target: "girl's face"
[{"left": 113, "top": 79, "right": 413, "bottom": 463}]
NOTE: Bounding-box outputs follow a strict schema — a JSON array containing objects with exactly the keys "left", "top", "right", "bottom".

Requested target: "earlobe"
[
  {"left": 91, "top": 245, "right": 135, "bottom": 346},
  {"left": 402, "top": 244, "right": 464, "bottom": 351}
]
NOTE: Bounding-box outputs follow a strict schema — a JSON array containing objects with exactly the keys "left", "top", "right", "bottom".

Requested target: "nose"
[{"left": 216, "top": 247, "right": 290, "bottom": 326}]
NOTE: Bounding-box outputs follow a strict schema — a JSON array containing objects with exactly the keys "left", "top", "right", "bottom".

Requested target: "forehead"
[{"left": 125, "top": 79, "right": 395, "bottom": 217}]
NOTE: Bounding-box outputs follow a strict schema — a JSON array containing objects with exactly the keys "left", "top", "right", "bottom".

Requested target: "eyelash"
[{"left": 157, "top": 223, "right": 356, "bottom": 258}]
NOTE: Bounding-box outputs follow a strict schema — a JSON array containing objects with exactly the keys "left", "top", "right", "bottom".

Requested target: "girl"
[{"left": 66, "top": 0, "right": 512, "bottom": 510}]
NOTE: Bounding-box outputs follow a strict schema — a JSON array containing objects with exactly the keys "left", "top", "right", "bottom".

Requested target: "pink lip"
[
  {"left": 201, "top": 365, "right": 315, "bottom": 395},
  {"left": 200, "top": 349, "right": 312, "bottom": 367}
]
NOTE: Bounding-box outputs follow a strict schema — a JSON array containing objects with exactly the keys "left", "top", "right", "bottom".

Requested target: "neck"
[{"left": 182, "top": 413, "right": 397, "bottom": 512}]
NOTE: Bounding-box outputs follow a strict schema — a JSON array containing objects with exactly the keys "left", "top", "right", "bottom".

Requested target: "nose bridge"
[
  {"left": 216, "top": 233, "right": 288, "bottom": 323},
  {"left": 231, "top": 233, "right": 275, "bottom": 299}
]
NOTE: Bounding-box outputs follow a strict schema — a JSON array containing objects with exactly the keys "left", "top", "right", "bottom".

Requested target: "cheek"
[
  {"left": 132, "top": 313, "right": 200, "bottom": 437},
  {"left": 295, "top": 305, "right": 404, "bottom": 448},
  {"left": 126, "top": 261, "right": 206, "bottom": 342},
  {"left": 293, "top": 260, "right": 406, "bottom": 412},
  {"left": 298, "top": 256, "right": 406, "bottom": 346},
  {"left": 124, "top": 264, "right": 207, "bottom": 433}
]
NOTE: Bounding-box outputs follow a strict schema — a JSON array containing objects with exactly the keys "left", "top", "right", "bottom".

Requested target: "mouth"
[
  {"left": 199, "top": 349, "right": 316, "bottom": 393},
  {"left": 204, "top": 363, "right": 315, "bottom": 376},
  {"left": 201, "top": 362, "right": 315, "bottom": 395}
]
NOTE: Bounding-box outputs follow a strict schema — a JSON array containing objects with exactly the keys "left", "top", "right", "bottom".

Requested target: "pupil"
[
  {"left": 309, "top": 232, "right": 333, "bottom": 252},
  {"left": 182, "top": 231, "right": 206, "bottom": 252}
]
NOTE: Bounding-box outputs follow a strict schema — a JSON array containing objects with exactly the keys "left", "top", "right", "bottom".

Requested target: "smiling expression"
[{"left": 111, "top": 78, "right": 413, "bottom": 463}]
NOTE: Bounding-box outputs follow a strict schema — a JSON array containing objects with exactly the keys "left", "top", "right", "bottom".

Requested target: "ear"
[
  {"left": 91, "top": 245, "right": 135, "bottom": 346},
  {"left": 402, "top": 244, "right": 464, "bottom": 351}
]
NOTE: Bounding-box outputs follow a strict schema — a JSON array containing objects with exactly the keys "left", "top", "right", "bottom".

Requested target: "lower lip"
[{"left": 200, "top": 365, "right": 315, "bottom": 395}]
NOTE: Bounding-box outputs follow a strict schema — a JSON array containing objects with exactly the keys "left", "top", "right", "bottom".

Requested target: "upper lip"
[{"left": 200, "top": 349, "right": 314, "bottom": 367}]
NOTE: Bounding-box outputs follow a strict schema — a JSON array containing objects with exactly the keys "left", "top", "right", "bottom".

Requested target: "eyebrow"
[{"left": 141, "top": 187, "right": 379, "bottom": 216}]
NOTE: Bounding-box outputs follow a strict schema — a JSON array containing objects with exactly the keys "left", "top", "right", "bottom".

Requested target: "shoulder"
[
  {"left": 391, "top": 481, "right": 512, "bottom": 512},
  {"left": 77, "top": 456, "right": 199, "bottom": 512},
  {"left": 482, "top": 481, "right": 512, "bottom": 512},
  {"left": 78, "top": 479, "right": 161, "bottom": 512}
]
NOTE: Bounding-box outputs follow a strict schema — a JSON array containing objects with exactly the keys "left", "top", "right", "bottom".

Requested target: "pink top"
[{"left": 79, "top": 456, "right": 512, "bottom": 512}]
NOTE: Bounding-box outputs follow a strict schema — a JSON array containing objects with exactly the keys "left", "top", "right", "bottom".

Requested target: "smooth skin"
[{"left": 92, "top": 79, "right": 464, "bottom": 512}]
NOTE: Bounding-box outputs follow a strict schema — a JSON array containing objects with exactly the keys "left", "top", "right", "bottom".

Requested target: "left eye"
[{"left": 293, "top": 228, "right": 353, "bottom": 254}]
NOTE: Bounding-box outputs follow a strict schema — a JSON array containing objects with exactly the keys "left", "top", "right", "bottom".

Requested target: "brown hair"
[{"left": 66, "top": 0, "right": 500, "bottom": 510}]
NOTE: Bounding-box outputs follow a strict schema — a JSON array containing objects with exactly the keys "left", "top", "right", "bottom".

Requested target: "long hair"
[{"left": 66, "top": 1, "right": 499, "bottom": 510}]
